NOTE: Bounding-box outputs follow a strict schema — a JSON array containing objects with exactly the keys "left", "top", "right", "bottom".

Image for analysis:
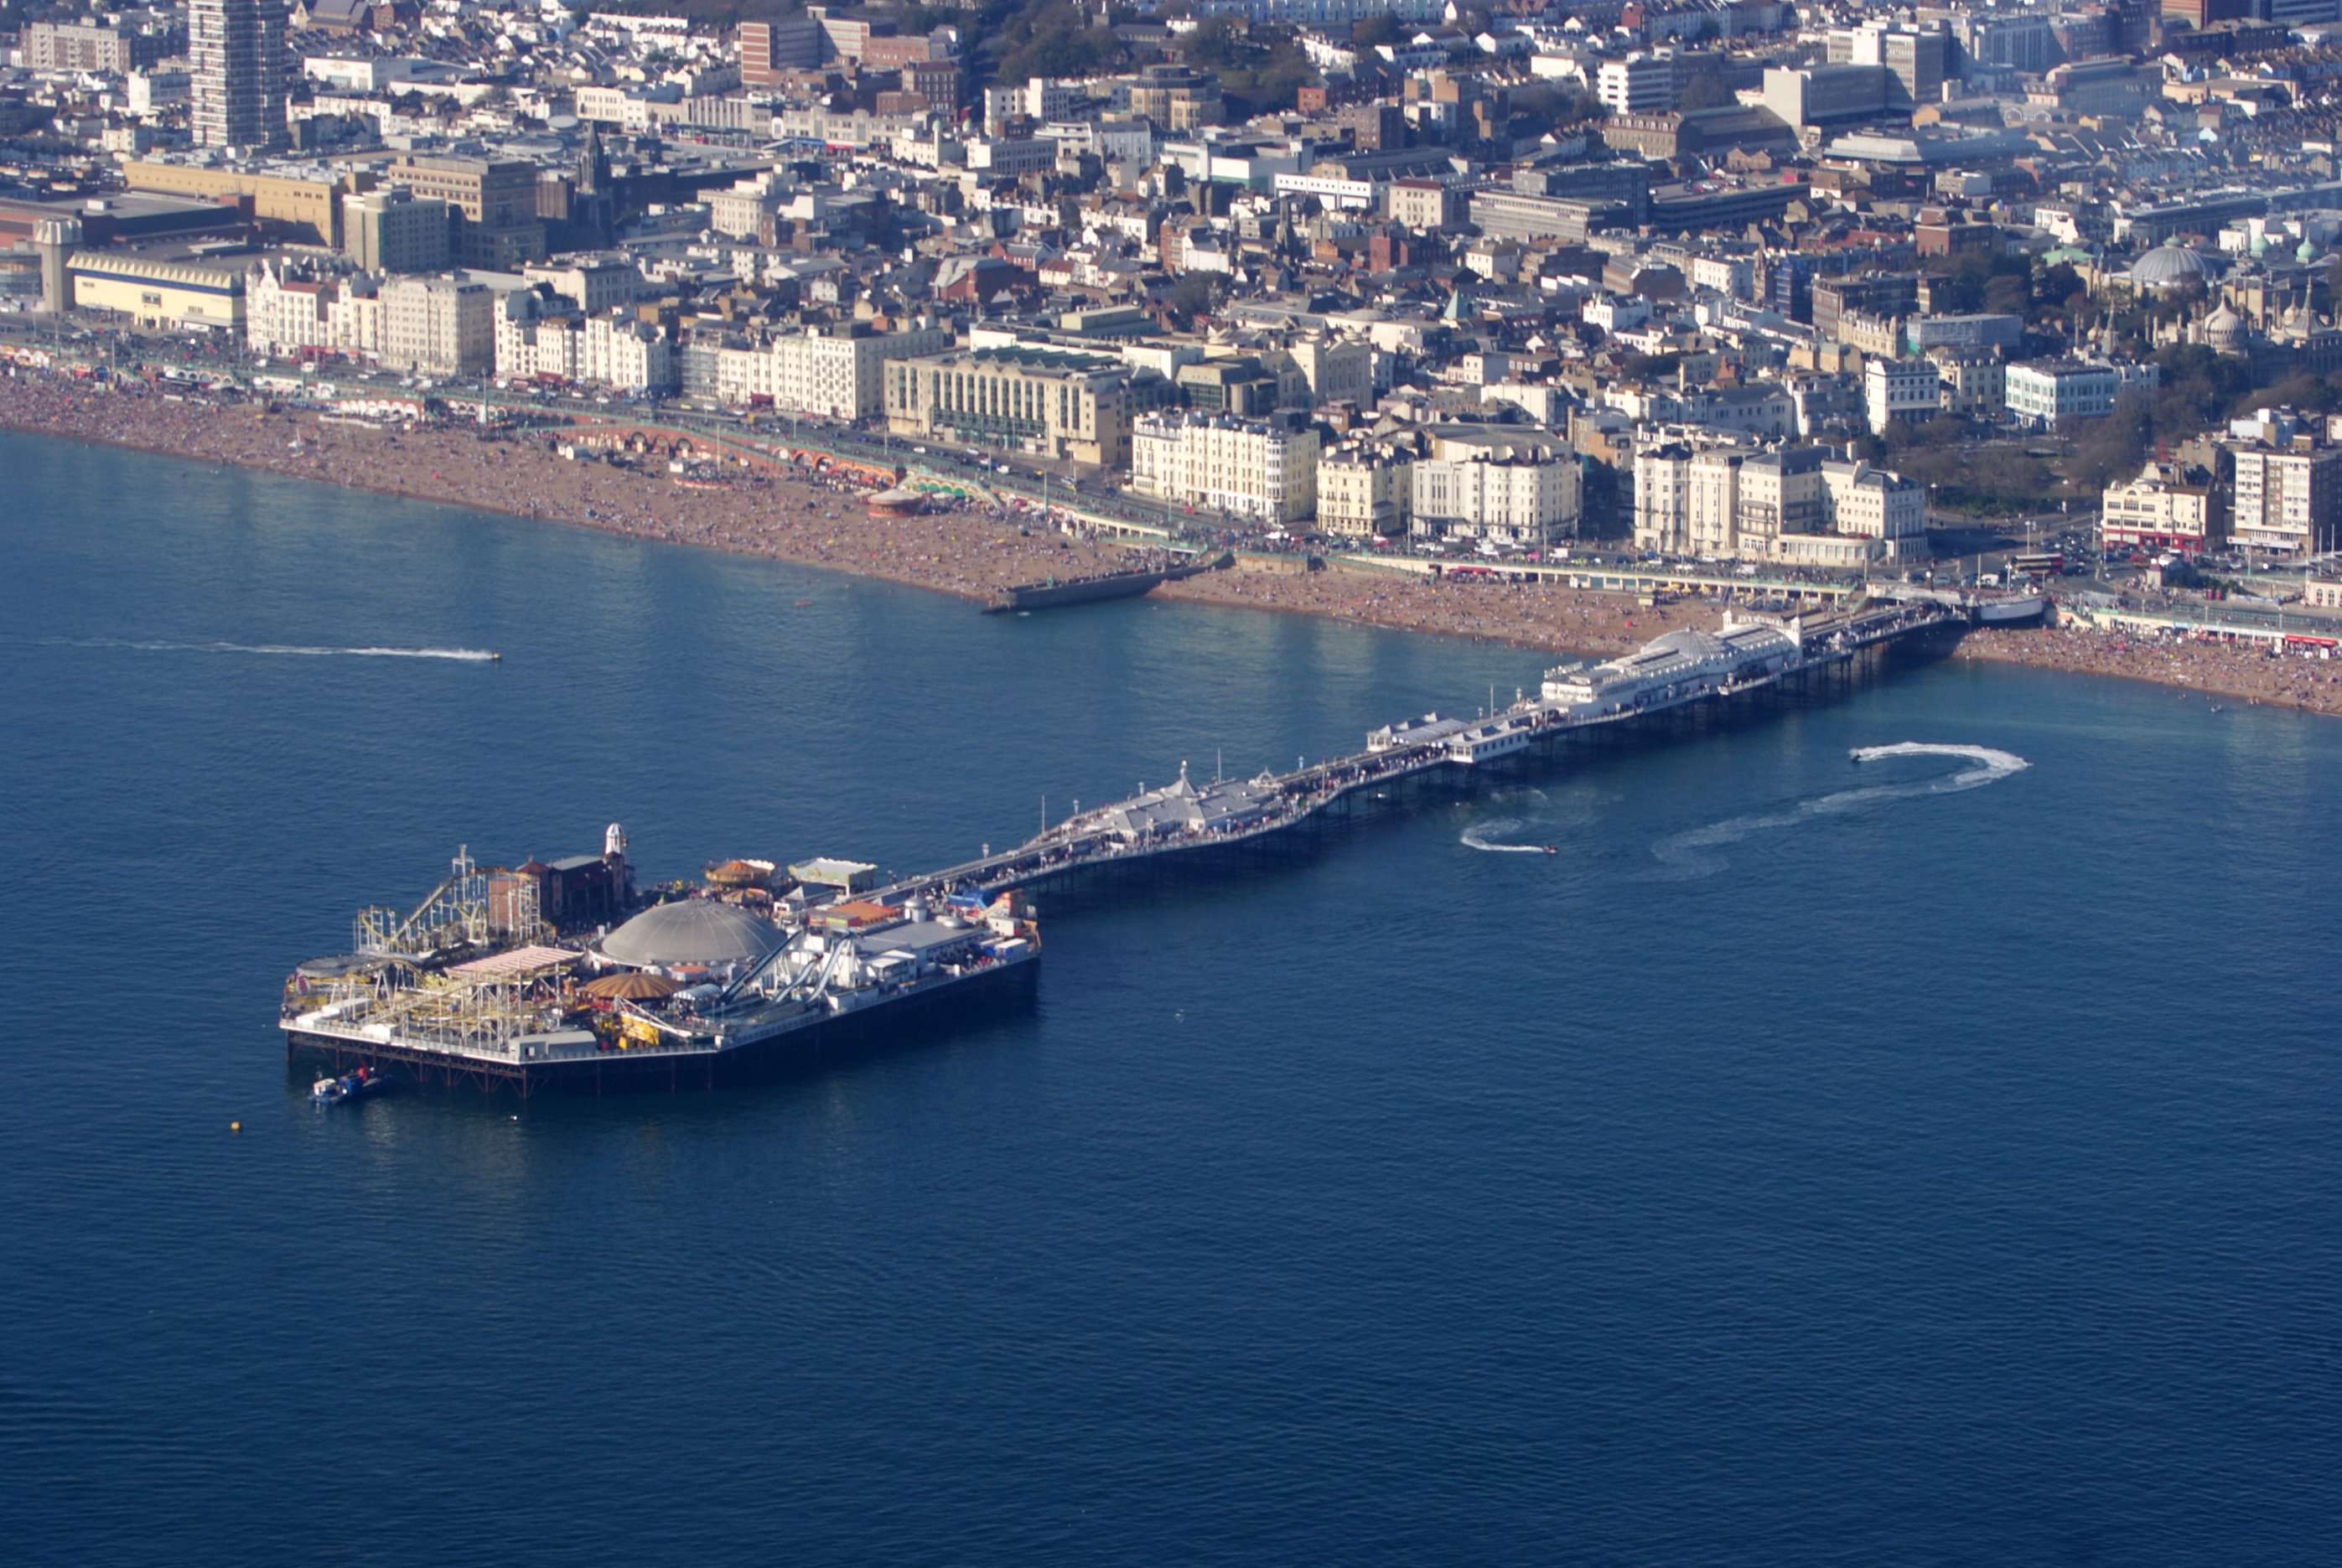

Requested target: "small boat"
[
  {"left": 1544, "top": 845, "right": 1558, "bottom": 855},
  {"left": 312, "top": 1066, "right": 391, "bottom": 1105}
]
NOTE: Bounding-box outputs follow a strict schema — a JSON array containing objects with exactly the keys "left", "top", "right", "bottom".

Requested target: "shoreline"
[
  {"left": 7, "top": 373, "right": 2341, "bottom": 716},
  {"left": 1951, "top": 624, "right": 2342, "bottom": 716},
  {"left": 0, "top": 373, "right": 1680, "bottom": 659}
]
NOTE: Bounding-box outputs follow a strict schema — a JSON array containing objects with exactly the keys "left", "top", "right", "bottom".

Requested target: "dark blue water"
[{"left": 3, "top": 429, "right": 2336, "bottom": 1565}]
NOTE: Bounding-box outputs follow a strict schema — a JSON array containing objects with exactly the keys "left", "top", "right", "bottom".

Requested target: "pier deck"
[
  {"left": 284, "top": 604, "right": 1958, "bottom": 1096},
  {"left": 872, "top": 603, "right": 1959, "bottom": 905}
]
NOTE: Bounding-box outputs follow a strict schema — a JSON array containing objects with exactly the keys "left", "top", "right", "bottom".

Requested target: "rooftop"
[{"left": 602, "top": 900, "right": 785, "bottom": 969}]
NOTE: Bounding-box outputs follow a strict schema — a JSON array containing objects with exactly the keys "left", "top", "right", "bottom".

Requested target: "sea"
[{"left": 2, "top": 428, "right": 2336, "bottom": 1565}]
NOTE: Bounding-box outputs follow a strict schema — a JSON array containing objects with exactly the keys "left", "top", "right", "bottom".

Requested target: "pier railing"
[
  {"left": 283, "top": 600, "right": 1956, "bottom": 1080},
  {"left": 870, "top": 603, "right": 1961, "bottom": 905}
]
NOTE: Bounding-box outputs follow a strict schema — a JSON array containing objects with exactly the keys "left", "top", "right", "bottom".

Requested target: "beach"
[
  {"left": 0, "top": 374, "right": 1675, "bottom": 649},
  {"left": 0, "top": 375, "right": 1150, "bottom": 598},
  {"left": 1163, "top": 560, "right": 1675, "bottom": 657},
  {"left": 7, "top": 370, "right": 2339, "bottom": 717},
  {"left": 1952, "top": 624, "right": 2342, "bottom": 714}
]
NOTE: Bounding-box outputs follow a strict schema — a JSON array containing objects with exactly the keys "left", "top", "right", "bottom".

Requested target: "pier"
[
  {"left": 282, "top": 602, "right": 1958, "bottom": 1097},
  {"left": 872, "top": 600, "right": 1961, "bottom": 905}
]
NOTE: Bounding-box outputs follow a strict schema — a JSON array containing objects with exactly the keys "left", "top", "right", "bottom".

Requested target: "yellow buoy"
[{"left": 230, "top": 1120, "right": 242, "bottom": 1133}]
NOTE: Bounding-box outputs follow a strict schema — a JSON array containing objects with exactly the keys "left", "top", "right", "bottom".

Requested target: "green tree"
[
  {"left": 997, "top": 0, "right": 1127, "bottom": 84},
  {"left": 2036, "top": 262, "right": 2084, "bottom": 314},
  {"left": 1169, "top": 272, "right": 1222, "bottom": 318},
  {"left": 1984, "top": 272, "right": 2030, "bottom": 317},
  {"left": 1509, "top": 81, "right": 1603, "bottom": 128},
  {"left": 1677, "top": 70, "right": 1738, "bottom": 111},
  {"left": 2064, "top": 400, "right": 2152, "bottom": 494},
  {"left": 2248, "top": 371, "right": 2332, "bottom": 413},
  {"left": 2149, "top": 343, "right": 2256, "bottom": 439}
]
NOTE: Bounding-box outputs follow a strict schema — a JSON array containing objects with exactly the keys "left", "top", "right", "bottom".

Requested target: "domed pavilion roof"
[
  {"left": 2131, "top": 239, "right": 2220, "bottom": 292},
  {"left": 600, "top": 900, "right": 784, "bottom": 969},
  {"left": 1645, "top": 628, "right": 1730, "bottom": 661},
  {"left": 2204, "top": 301, "right": 2247, "bottom": 353}
]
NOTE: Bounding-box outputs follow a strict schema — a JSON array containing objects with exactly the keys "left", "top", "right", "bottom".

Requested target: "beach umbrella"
[{"left": 582, "top": 970, "right": 681, "bottom": 1000}]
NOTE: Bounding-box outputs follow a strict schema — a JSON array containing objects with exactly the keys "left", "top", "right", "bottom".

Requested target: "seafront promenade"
[
  {"left": 0, "top": 370, "right": 1686, "bottom": 656},
  {"left": 7, "top": 366, "right": 2342, "bottom": 716}
]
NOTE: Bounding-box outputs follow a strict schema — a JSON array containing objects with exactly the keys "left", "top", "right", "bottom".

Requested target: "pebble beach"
[
  {"left": 1952, "top": 624, "right": 2342, "bottom": 715},
  {"left": 7, "top": 372, "right": 2339, "bottom": 717}
]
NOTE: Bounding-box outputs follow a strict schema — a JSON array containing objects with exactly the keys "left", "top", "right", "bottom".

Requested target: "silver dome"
[
  {"left": 600, "top": 900, "right": 784, "bottom": 968},
  {"left": 2130, "top": 241, "right": 2220, "bottom": 292}
]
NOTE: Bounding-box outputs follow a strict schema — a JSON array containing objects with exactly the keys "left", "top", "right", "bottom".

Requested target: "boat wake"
[
  {"left": 60, "top": 638, "right": 498, "bottom": 662},
  {"left": 1654, "top": 743, "right": 2029, "bottom": 879},
  {"left": 1459, "top": 787, "right": 1590, "bottom": 856},
  {"left": 1461, "top": 817, "right": 1550, "bottom": 854},
  {"left": 1846, "top": 742, "right": 2029, "bottom": 783}
]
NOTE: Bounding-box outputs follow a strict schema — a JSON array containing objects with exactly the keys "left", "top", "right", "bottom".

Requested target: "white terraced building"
[
  {"left": 495, "top": 288, "right": 584, "bottom": 382},
  {"left": 380, "top": 274, "right": 493, "bottom": 376},
  {"left": 1821, "top": 458, "right": 1926, "bottom": 557},
  {"left": 494, "top": 300, "right": 674, "bottom": 391},
  {"left": 711, "top": 323, "right": 952, "bottom": 419},
  {"left": 1633, "top": 443, "right": 1924, "bottom": 560},
  {"left": 1130, "top": 411, "right": 1321, "bottom": 525},
  {"left": 246, "top": 261, "right": 381, "bottom": 358},
  {"left": 581, "top": 313, "right": 675, "bottom": 393},
  {"left": 1411, "top": 453, "right": 1581, "bottom": 550}
]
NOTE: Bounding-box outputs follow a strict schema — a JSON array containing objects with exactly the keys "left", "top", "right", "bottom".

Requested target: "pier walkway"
[{"left": 870, "top": 602, "right": 1959, "bottom": 906}]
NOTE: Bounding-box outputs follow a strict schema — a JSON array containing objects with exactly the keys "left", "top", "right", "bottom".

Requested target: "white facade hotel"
[
  {"left": 1316, "top": 448, "right": 1412, "bottom": 538},
  {"left": 1635, "top": 443, "right": 1923, "bottom": 560},
  {"left": 1864, "top": 355, "right": 1943, "bottom": 433},
  {"left": 381, "top": 273, "right": 493, "bottom": 376},
  {"left": 581, "top": 313, "right": 675, "bottom": 394},
  {"left": 1130, "top": 411, "right": 1321, "bottom": 525},
  {"left": 1634, "top": 444, "right": 1749, "bottom": 559},
  {"left": 2228, "top": 443, "right": 2342, "bottom": 556},
  {"left": 713, "top": 323, "right": 953, "bottom": 420},
  {"left": 496, "top": 289, "right": 583, "bottom": 383},
  {"left": 2007, "top": 360, "right": 2158, "bottom": 429},
  {"left": 1411, "top": 455, "right": 1581, "bottom": 549}
]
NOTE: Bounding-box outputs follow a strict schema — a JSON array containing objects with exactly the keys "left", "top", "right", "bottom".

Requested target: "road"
[
  {"left": 12, "top": 313, "right": 2323, "bottom": 621},
  {"left": 1, "top": 313, "right": 1224, "bottom": 544}
]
